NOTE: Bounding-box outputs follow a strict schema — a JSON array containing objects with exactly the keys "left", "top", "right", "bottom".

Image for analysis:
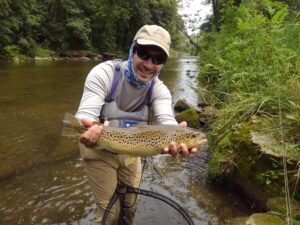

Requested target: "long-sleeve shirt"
[{"left": 76, "top": 60, "right": 177, "bottom": 125}]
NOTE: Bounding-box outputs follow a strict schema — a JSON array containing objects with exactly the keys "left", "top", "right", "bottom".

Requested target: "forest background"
[{"left": 0, "top": 0, "right": 189, "bottom": 59}]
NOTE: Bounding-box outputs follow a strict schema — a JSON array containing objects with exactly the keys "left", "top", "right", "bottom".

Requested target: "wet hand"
[
  {"left": 79, "top": 118, "right": 104, "bottom": 147},
  {"left": 163, "top": 121, "right": 203, "bottom": 157}
]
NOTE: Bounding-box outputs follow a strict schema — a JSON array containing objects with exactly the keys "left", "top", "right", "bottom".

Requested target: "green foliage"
[
  {"left": 3, "top": 45, "right": 24, "bottom": 59},
  {"left": 0, "top": 0, "right": 186, "bottom": 57},
  {"left": 199, "top": 0, "right": 300, "bottom": 182},
  {"left": 33, "top": 47, "right": 56, "bottom": 58}
]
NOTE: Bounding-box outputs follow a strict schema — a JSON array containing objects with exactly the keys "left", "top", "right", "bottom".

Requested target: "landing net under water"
[{"left": 102, "top": 182, "right": 195, "bottom": 225}]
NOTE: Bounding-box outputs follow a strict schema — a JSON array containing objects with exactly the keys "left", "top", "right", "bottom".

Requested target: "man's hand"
[
  {"left": 79, "top": 118, "right": 104, "bottom": 147},
  {"left": 163, "top": 121, "right": 206, "bottom": 157}
]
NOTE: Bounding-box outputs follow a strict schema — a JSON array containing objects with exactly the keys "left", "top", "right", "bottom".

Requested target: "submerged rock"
[
  {"left": 267, "top": 197, "right": 300, "bottom": 220},
  {"left": 227, "top": 217, "right": 248, "bottom": 225},
  {"left": 246, "top": 213, "right": 285, "bottom": 225},
  {"left": 174, "top": 99, "right": 215, "bottom": 129},
  {"left": 174, "top": 99, "right": 196, "bottom": 113},
  {"left": 208, "top": 115, "right": 300, "bottom": 210},
  {"left": 175, "top": 108, "right": 201, "bottom": 129}
]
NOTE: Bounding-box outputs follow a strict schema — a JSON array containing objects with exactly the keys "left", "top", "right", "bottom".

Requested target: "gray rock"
[{"left": 246, "top": 213, "right": 285, "bottom": 225}]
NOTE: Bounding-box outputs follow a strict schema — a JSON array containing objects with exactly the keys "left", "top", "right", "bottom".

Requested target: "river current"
[{"left": 0, "top": 56, "right": 251, "bottom": 224}]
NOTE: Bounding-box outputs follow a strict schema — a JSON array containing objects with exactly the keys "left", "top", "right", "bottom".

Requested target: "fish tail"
[{"left": 61, "top": 113, "right": 82, "bottom": 137}]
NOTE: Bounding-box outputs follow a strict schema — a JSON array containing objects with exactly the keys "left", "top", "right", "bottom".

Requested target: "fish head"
[{"left": 176, "top": 127, "right": 206, "bottom": 149}]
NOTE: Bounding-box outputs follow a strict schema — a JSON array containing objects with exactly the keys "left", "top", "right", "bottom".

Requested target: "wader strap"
[
  {"left": 105, "top": 63, "right": 121, "bottom": 102},
  {"left": 105, "top": 62, "right": 154, "bottom": 105},
  {"left": 145, "top": 80, "right": 154, "bottom": 106}
]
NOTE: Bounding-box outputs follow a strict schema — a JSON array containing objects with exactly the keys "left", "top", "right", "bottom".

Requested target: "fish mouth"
[{"left": 194, "top": 139, "right": 208, "bottom": 148}]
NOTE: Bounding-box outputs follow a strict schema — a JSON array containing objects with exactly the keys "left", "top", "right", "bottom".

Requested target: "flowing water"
[{"left": 0, "top": 56, "right": 251, "bottom": 225}]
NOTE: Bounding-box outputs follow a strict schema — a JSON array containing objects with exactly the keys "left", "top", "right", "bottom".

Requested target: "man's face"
[{"left": 132, "top": 45, "right": 167, "bottom": 83}]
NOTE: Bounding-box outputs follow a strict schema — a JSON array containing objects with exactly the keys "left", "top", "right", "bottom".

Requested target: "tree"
[{"left": 0, "top": 0, "right": 187, "bottom": 57}]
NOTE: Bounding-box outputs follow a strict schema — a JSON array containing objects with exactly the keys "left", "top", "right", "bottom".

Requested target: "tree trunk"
[
  {"left": 182, "top": 31, "right": 201, "bottom": 53},
  {"left": 211, "top": 0, "right": 221, "bottom": 31}
]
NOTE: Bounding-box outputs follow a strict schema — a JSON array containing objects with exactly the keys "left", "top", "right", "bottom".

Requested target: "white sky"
[{"left": 178, "top": 0, "right": 212, "bottom": 34}]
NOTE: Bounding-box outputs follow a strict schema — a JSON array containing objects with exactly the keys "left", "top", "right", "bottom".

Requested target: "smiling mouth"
[
  {"left": 138, "top": 68, "right": 153, "bottom": 77},
  {"left": 139, "top": 66, "right": 152, "bottom": 73}
]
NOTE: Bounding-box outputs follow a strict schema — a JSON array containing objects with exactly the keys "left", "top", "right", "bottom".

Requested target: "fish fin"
[
  {"left": 61, "top": 113, "right": 82, "bottom": 137},
  {"left": 174, "top": 150, "right": 182, "bottom": 163},
  {"left": 63, "top": 113, "right": 81, "bottom": 126},
  {"left": 146, "top": 157, "right": 164, "bottom": 178},
  {"left": 61, "top": 126, "right": 79, "bottom": 137},
  {"left": 153, "top": 163, "right": 164, "bottom": 178}
]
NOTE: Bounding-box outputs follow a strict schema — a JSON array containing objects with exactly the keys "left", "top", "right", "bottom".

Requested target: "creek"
[{"left": 0, "top": 56, "right": 252, "bottom": 224}]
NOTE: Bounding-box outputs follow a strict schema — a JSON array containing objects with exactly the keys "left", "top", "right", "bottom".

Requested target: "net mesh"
[
  {"left": 133, "top": 194, "right": 192, "bottom": 225},
  {"left": 102, "top": 183, "right": 194, "bottom": 225}
]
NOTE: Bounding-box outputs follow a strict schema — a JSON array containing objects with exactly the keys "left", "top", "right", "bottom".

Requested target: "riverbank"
[
  {"left": 196, "top": 1, "right": 300, "bottom": 224},
  {"left": 0, "top": 49, "right": 186, "bottom": 63},
  {"left": 0, "top": 50, "right": 126, "bottom": 62}
]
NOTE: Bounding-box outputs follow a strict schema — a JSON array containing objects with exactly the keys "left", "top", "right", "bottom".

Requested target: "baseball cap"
[{"left": 133, "top": 25, "right": 171, "bottom": 56}]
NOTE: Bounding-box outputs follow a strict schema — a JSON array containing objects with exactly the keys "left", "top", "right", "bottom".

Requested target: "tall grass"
[{"left": 199, "top": 0, "right": 300, "bottom": 223}]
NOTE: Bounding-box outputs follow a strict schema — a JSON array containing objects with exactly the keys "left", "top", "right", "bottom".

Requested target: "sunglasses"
[{"left": 135, "top": 46, "right": 167, "bottom": 65}]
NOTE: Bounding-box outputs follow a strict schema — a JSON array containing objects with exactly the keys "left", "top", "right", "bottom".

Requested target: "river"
[{"left": 0, "top": 56, "right": 251, "bottom": 225}]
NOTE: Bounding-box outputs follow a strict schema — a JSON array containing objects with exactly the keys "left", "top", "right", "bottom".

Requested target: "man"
[{"left": 76, "top": 25, "right": 204, "bottom": 224}]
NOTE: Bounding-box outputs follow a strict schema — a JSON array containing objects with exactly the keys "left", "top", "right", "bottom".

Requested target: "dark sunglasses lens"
[
  {"left": 136, "top": 46, "right": 166, "bottom": 65},
  {"left": 136, "top": 48, "right": 149, "bottom": 60},
  {"left": 152, "top": 55, "right": 166, "bottom": 65}
]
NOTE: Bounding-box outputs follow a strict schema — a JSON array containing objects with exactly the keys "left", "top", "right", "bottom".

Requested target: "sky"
[{"left": 178, "top": 0, "right": 213, "bottom": 35}]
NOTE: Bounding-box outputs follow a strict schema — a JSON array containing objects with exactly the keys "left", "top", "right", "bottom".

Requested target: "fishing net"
[{"left": 102, "top": 182, "right": 195, "bottom": 225}]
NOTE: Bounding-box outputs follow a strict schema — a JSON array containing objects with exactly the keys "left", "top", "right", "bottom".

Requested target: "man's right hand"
[{"left": 79, "top": 118, "right": 104, "bottom": 147}]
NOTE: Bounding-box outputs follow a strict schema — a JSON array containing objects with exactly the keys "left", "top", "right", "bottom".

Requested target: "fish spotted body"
[{"left": 62, "top": 113, "right": 206, "bottom": 157}]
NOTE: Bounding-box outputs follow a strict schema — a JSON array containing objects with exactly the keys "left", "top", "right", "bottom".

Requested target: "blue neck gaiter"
[{"left": 124, "top": 43, "right": 154, "bottom": 89}]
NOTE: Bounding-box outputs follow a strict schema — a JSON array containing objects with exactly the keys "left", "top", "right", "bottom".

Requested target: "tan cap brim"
[{"left": 136, "top": 39, "right": 170, "bottom": 56}]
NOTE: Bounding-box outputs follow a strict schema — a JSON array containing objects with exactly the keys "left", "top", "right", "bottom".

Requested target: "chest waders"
[
  {"left": 101, "top": 63, "right": 195, "bottom": 225},
  {"left": 100, "top": 61, "right": 151, "bottom": 225},
  {"left": 99, "top": 62, "right": 154, "bottom": 128}
]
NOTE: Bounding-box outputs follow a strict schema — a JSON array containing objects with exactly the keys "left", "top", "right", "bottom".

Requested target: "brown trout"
[{"left": 62, "top": 113, "right": 206, "bottom": 156}]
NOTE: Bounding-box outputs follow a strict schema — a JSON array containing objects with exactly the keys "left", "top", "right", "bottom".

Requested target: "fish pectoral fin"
[
  {"left": 174, "top": 150, "right": 181, "bottom": 162},
  {"left": 91, "top": 142, "right": 108, "bottom": 151},
  {"left": 145, "top": 157, "right": 164, "bottom": 178},
  {"left": 153, "top": 163, "right": 164, "bottom": 178}
]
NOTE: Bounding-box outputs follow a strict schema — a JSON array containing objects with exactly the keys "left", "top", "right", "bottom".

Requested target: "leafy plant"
[{"left": 199, "top": 2, "right": 300, "bottom": 222}]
